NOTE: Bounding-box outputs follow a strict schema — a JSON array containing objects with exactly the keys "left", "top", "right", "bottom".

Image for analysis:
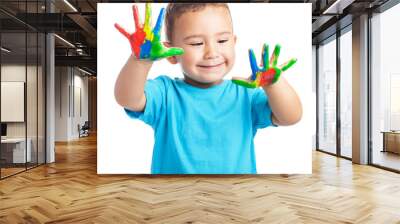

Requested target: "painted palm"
[
  {"left": 114, "top": 3, "right": 184, "bottom": 61},
  {"left": 232, "top": 44, "right": 297, "bottom": 88}
]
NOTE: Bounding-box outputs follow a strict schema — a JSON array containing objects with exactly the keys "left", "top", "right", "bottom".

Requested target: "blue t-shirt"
[{"left": 124, "top": 75, "right": 275, "bottom": 174}]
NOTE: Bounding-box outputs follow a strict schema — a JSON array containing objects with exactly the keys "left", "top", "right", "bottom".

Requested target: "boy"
[{"left": 114, "top": 3, "right": 302, "bottom": 174}]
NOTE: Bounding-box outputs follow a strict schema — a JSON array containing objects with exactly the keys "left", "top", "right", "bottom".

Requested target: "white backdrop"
[{"left": 98, "top": 3, "right": 312, "bottom": 174}]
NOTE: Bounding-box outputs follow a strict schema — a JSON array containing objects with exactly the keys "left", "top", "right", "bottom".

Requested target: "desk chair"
[{"left": 79, "top": 121, "right": 90, "bottom": 138}]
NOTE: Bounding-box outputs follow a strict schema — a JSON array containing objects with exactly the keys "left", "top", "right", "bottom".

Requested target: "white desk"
[{"left": 1, "top": 138, "right": 31, "bottom": 163}]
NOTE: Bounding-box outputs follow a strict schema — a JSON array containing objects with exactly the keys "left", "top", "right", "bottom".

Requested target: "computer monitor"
[{"left": 1, "top": 123, "right": 7, "bottom": 137}]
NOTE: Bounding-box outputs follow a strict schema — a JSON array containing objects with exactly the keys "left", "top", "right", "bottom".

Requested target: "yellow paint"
[
  {"left": 255, "top": 72, "right": 262, "bottom": 86},
  {"left": 144, "top": 3, "right": 154, "bottom": 41}
]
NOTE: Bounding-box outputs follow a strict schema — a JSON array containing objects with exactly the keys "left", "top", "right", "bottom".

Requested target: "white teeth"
[{"left": 198, "top": 62, "right": 224, "bottom": 67}]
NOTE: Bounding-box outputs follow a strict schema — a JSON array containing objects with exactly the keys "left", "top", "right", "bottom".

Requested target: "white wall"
[
  {"left": 55, "top": 67, "right": 89, "bottom": 141},
  {"left": 1, "top": 65, "right": 37, "bottom": 138},
  {"left": 1, "top": 65, "right": 26, "bottom": 140},
  {"left": 55, "top": 67, "right": 68, "bottom": 141},
  {"left": 72, "top": 72, "right": 89, "bottom": 138}
]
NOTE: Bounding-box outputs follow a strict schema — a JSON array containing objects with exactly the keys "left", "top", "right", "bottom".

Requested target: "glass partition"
[
  {"left": 1, "top": 30, "right": 28, "bottom": 177},
  {"left": 317, "top": 36, "right": 337, "bottom": 155},
  {"left": 0, "top": 1, "right": 46, "bottom": 179}
]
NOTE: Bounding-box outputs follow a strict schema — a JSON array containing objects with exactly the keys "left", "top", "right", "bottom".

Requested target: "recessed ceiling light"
[
  {"left": 54, "top": 34, "right": 75, "bottom": 48},
  {"left": 323, "top": 0, "right": 355, "bottom": 15},
  {"left": 63, "top": 0, "right": 78, "bottom": 12},
  {"left": 77, "top": 67, "right": 92, "bottom": 76},
  {"left": 1, "top": 47, "right": 11, "bottom": 53}
]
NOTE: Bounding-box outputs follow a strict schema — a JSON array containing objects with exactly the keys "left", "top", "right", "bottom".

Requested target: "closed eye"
[
  {"left": 189, "top": 42, "right": 203, "bottom": 46},
  {"left": 218, "top": 39, "right": 228, "bottom": 44}
]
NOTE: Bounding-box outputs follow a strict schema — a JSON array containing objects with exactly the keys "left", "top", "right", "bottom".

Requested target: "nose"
[{"left": 204, "top": 42, "right": 219, "bottom": 59}]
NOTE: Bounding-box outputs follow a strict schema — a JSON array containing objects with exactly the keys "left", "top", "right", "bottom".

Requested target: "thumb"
[
  {"left": 162, "top": 47, "right": 184, "bottom": 58},
  {"left": 232, "top": 76, "right": 249, "bottom": 81},
  {"left": 114, "top": 23, "right": 130, "bottom": 39}
]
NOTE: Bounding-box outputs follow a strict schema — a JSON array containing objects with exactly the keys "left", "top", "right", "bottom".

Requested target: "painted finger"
[
  {"left": 114, "top": 23, "right": 130, "bottom": 39},
  {"left": 248, "top": 49, "right": 259, "bottom": 81},
  {"left": 151, "top": 45, "right": 184, "bottom": 60},
  {"left": 280, "top": 58, "right": 297, "bottom": 71},
  {"left": 232, "top": 79, "right": 258, "bottom": 88},
  {"left": 269, "top": 44, "right": 281, "bottom": 67},
  {"left": 144, "top": 3, "right": 151, "bottom": 28},
  {"left": 152, "top": 8, "right": 165, "bottom": 42},
  {"left": 133, "top": 5, "right": 141, "bottom": 31},
  {"left": 262, "top": 43, "right": 269, "bottom": 70},
  {"left": 163, "top": 47, "right": 184, "bottom": 58},
  {"left": 143, "top": 3, "right": 153, "bottom": 40}
]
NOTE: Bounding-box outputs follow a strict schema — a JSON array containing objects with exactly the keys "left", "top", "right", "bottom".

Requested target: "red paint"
[
  {"left": 259, "top": 68, "right": 276, "bottom": 86},
  {"left": 114, "top": 5, "right": 147, "bottom": 58}
]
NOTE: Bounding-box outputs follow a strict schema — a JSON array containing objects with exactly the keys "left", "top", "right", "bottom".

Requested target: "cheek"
[
  {"left": 182, "top": 50, "right": 200, "bottom": 65},
  {"left": 226, "top": 49, "right": 235, "bottom": 63}
]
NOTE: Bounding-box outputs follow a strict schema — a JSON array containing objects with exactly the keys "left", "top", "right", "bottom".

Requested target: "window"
[
  {"left": 318, "top": 36, "right": 337, "bottom": 155},
  {"left": 371, "top": 2, "right": 400, "bottom": 171},
  {"left": 340, "top": 28, "right": 352, "bottom": 158}
]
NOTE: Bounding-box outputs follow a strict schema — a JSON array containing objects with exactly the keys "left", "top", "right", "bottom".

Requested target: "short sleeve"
[
  {"left": 124, "top": 76, "right": 168, "bottom": 128},
  {"left": 251, "top": 88, "right": 277, "bottom": 129}
]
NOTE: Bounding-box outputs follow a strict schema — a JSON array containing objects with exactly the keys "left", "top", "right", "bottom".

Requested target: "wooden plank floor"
[{"left": 1, "top": 134, "right": 400, "bottom": 223}]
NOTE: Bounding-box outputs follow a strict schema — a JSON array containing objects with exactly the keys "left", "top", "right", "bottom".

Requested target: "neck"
[{"left": 183, "top": 74, "right": 223, "bottom": 89}]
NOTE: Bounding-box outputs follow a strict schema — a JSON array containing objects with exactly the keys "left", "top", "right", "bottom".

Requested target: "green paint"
[
  {"left": 232, "top": 79, "right": 258, "bottom": 88},
  {"left": 280, "top": 58, "right": 297, "bottom": 71}
]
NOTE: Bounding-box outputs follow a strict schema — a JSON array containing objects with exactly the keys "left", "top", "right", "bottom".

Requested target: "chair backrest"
[{"left": 82, "top": 121, "right": 90, "bottom": 129}]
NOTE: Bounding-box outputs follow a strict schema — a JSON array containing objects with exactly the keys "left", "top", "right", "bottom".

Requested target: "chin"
[
  {"left": 198, "top": 72, "right": 226, "bottom": 82},
  {"left": 184, "top": 69, "right": 228, "bottom": 85}
]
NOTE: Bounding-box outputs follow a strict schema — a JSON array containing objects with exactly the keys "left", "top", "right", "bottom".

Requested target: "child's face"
[{"left": 168, "top": 6, "right": 236, "bottom": 85}]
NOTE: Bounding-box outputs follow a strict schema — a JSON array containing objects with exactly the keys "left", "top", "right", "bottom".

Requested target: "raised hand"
[
  {"left": 114, "top": 3, "right": 184, "bottom": 61},
  {"left": 232, "top": 44, "right": 297, "bottom": 88}
]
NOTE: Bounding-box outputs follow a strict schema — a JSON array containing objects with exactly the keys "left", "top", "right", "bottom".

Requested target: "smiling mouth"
[{"left": 197, "top": 62, "right": 225, "bottom": 68}]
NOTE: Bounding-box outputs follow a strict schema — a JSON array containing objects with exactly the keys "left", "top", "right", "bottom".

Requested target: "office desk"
[
  {"left": 381, "top": 131, "right": 400, "bottom": 154},
  {"left": 1, "top": 138, "right": 31, "bottom": 163}
]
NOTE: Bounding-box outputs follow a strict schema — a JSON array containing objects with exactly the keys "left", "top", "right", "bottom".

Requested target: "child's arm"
[
  {"left": 262, "top": 77, "right": 302, "bottom": 126},
  {"left": 113, "top": 4, "right": 183, "bottom": 112},
  {"left": 114, "top": 56, "right": 153, "bottom": 112}
]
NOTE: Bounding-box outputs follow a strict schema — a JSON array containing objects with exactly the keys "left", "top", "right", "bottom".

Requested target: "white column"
[
  {"left": 46, "top": 33, "right": 55, "bottom": 163},
  {"left": 46, "top": 1, "right": 55, "bottom": 163},
  {"left": 352, "top": 14, "right": 369, "bottom": 164}
]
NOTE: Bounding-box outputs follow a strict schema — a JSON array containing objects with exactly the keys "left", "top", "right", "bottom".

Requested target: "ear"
[
  {"left": 233, "top": 35, "right": 237, "bottom": 45},
  {"left": 163, "top": 41, "right": 178, "bottom": 64}
]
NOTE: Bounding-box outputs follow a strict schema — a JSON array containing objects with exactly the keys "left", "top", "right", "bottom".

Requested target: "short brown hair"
[{"left": 165, "top": 3, "right": 231, "bottom": 42}]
